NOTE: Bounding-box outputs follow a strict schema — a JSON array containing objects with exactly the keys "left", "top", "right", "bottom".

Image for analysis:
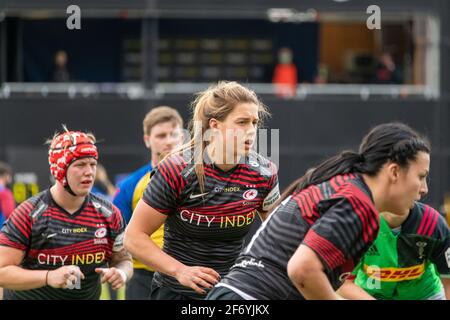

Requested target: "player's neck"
[
  {"left": 206, "top": 145, "right": 240, "bottom": 172},
  {"left": 50, "top": 184, "right": 86, "bottom": 214},
  {"left": 361, "top": 173, "right": 391, "bottom": 213},
  {"left": 381, "top": 211, "right": 409, "bottom": 228}
]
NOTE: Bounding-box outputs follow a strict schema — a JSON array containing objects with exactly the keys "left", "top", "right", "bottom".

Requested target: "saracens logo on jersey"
[
  {"left": 94, "top": 227, "right": 108, "bottom": 244},
  {"left": 243, "top": 189, "right": 258, "bottom": 200},
  {"left": 95, "top": 227, "right": 107, "bottom": 238}
]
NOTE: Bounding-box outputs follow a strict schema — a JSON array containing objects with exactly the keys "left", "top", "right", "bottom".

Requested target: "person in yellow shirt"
[{"left": 113, "top": 106, "right": 183, "bottom": 299}]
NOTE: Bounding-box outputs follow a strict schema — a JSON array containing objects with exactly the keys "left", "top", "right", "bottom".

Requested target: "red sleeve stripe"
[
  {"left": 19, "top": 201, "right": 33, "bottom": 214},
  {"left": 417, "top": 205, "right": 430, "bottom": 235},
  {"left": 347, "top": 192, "right": 377, "bottom": 243},
  {"left": 13, "top": 208, "right": 32, "bottom": 230},
  {"left": 303, "top": 229, "right": 345, "bottom": 270},
  {"left": 310, "top": 185, "right": 323, "bottom": 203},
  {"left": 9, "top": 215, "right": 30, "bottom": 240},
  {"left": 354, "top": 193, "right": 379, "bottom": 234},
  {"left": 419, "top": 207, "right": 440, "bottom": 237},
  {"left": 425, "top": 210, "right": 439, "bottom": 236},
  {"left": 305, "top": 190, "right": 320, "bottom": 219},
  {"left": 159, "top": 164, "right": 176, "bottom": 190},
  {"left": 298, "top": 193, "right": 313, "bottom": 218},
  {"left": 330, "top": 176, "right": 339, "bottom": 192},
  {"left": 0, "top": 234, "right": 27, "bottom": 251},
  {"left": 163, "top": 160, "right": 180, "bottom": 190}
]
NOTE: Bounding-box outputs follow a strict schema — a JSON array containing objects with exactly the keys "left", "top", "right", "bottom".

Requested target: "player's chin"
[{"left": 76, "top": 187, "right": 91, "bottom": 197}]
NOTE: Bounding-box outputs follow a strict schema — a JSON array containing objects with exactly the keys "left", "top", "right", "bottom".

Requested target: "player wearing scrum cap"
[{"left": 0, "top": 126, "right": 132, "bottom": 300}]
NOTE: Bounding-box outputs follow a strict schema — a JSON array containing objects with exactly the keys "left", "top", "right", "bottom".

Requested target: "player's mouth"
[
  {"left": 81, "top": 179, "right": 93, "bottom": 187},
  {"left": 244, "top": 139, "right": 254, "bottom": 149}
]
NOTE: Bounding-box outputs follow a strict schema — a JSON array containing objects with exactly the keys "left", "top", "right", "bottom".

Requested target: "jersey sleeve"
[
  {"left": 302, "top": 195, "right": 379, "bottom": 272},
  {"left": 110, "top": 204, "right": 126, "bottom": 252},
  {"left": 113, "top": 179, "right": 133, "bottom": 224},
  {"left": 259, "top": 162, "right": 280, "bottom": 212},
  {"left": 142, "top": 156, "right": 185, "bottom": 215},
  {"left": 430, "top": 214, "right": 450, "bottom": 277},
  {"left": 0, "top": 200, "right": 33, "bottom": 251}
]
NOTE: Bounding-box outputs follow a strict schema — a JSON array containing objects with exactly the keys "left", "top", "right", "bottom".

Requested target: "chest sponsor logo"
[
  {"left": 95, "top": 227, "right": 107, "bottom": 238},
  {"left": 214, "top": 186, "right": 241, "bottom": 193},
  {"left": 363, "top": 263, "right": 425, "bottom": 282},
  {"left": 179, "top": 209, "right": 256, "bottom": 228},
  {"left": 62, "top": 227, "right": 88, "bottom": 234},
  {"left": 243, "top": 189, "right": 258, "bottom": 200},
  {"left": 38, "top": 252, "right": 106, "bottom": 265}
]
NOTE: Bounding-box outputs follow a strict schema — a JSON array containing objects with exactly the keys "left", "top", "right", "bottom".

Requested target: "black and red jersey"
[
  {"left": 142, "top": 150, "right": 280, "bottom": 299},
  {"left": 218, "top": 173, "right": 380, "bottom": 299},
  {"left": 0, "top": 190, "right": 125, "bottom": 300}
]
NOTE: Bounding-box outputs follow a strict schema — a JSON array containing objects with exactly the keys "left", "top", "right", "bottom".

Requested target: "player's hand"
[
  {"left": 95, "top": 267, "right": 127, "bottom": 290},
  {"left": 47, "top": 265, "right": 85, "bottom": 289},
  {"left": 175, "top": 265, "right": 220, "bottom": 294}
]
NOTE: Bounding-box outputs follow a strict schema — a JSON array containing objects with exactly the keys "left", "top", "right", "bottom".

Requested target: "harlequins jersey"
[{"left": 352, "top": 202, "right": 450, "bottom": 300}]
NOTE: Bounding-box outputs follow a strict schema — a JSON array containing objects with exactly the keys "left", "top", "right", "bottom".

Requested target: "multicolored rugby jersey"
[
  {"left": 142, "top": 150, "right": 280, "bottom": 299},
  {"left": 217, "top": 173, "right": 379, "bottom": 300},
  {"left": 113, "top": 163, "right": 163, "bottom": 271},
  {"left": 352, "top": 202, "right": 450, "bottom": 300},
  {"left": 0, "top": 189, "right": 125, "bottom": 300}
]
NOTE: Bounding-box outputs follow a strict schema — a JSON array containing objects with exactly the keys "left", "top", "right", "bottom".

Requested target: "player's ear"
[{"left": 143, "top": 135, "right": 151, "bottom": 148}]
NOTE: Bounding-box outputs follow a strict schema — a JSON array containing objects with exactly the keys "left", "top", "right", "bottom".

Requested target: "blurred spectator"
[
  {"left": 272, "top": 47, "right": 298, "bottom": 98},
  {"left": 314, "top": 64, "right": 329, "bottom": 84},
  {"left": 91, "top": 164, "right": 116, "bottom": 201},
  {"left": 373, "top": 52, "right": 403, "bottom": 84},
  {"left": 50, "top": 50, "right": 71, "bottom": 82},
  {"left": 0, "top": 161, "right": 15, "bottom": 227}
]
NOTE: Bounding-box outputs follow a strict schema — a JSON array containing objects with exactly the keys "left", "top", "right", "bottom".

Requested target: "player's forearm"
[
  {"left": 336, "top": 280, "right": 376, "bottom": 300},
  {"left": 0, "top": 265, "right": 47, "bottom": 290},
  {"left": 124, "top": 230, "right": 185, "bottom": 278},
  {"left": 441, "top": 277, "right": 450, "bottom": 300},
  {"left": 289, "top": 266, "right": 341, "bottom": 300}
]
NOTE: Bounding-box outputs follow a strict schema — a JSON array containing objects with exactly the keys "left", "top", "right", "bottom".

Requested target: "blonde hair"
[
  {"left": 174, "top": 81, "right": 270, "bottom": 193},
  {"left": 143, "top": 106, "right": 183, "bottom": 136}
]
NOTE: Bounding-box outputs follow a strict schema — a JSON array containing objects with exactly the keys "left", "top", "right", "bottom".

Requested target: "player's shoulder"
[
  {"left": 413, "top": 202, "right": 448, "bottom": 238},
  {"left": 244, "top": 152, "right": 278, "bottom": 179},
  {"left": 89, "top": 193, "right": 117, "bottom": 218},
  {"left": 157, "top": 152, "right": 194, "bottom": 180}
]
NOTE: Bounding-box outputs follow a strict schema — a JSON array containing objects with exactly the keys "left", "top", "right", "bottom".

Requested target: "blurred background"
[{"left": 0, "top": 0, "right": 449, "bottom": 220}]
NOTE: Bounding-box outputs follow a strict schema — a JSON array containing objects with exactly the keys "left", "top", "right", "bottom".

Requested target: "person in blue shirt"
[{"left": 113, "top": 106, "right": 184, "bottom": 299}]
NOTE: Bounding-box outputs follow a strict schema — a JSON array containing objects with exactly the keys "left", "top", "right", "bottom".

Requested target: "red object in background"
[
  {"left": 0, "top": 186, "right": 15, "bottom": 219},
  {"left": 272, "top": 63, "right": 298, "bottom": 98}
]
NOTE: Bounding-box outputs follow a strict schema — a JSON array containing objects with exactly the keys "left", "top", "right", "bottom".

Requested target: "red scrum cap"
[{"left": 48, "top": 129, "right": 98, "bottom": 186}]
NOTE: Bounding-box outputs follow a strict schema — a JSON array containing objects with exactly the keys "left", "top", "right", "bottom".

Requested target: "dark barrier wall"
[{"left": 0, "top": 97, "right": 448, "bottom": 208}]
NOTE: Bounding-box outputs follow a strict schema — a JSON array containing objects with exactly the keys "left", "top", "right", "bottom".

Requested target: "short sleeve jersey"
[
  {"left": 0, "top": 190, "right": 125, "bottom": 300},
  {"left": 352, "top": 202, "right": 450, "bottom": 300},
  {"left": 142, "top": 151, "right": 280, "bottom": 299},
  {"left": 219, "top": 173, "right": 379, "bottom": 299}
]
